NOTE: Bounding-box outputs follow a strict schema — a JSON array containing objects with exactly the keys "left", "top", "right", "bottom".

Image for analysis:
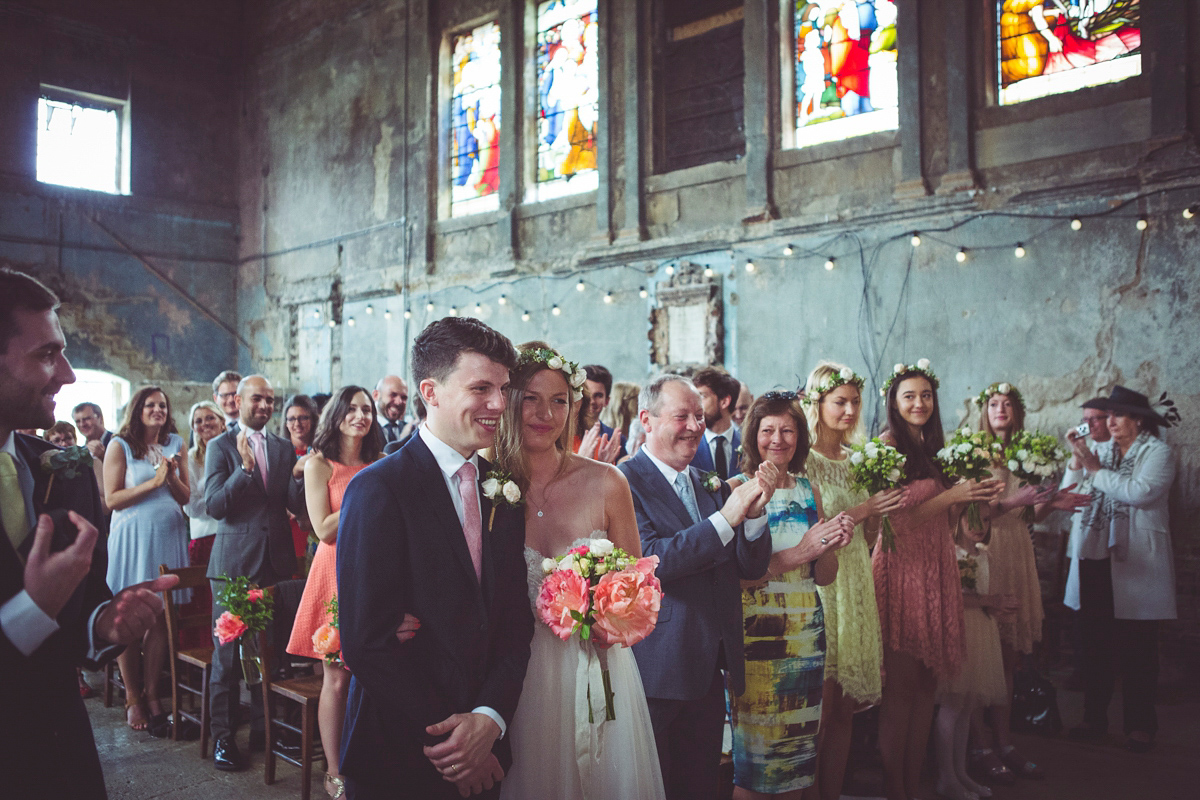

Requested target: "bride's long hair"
[{"left": 495, "top": 341, "right": 578, "bottom": 493}]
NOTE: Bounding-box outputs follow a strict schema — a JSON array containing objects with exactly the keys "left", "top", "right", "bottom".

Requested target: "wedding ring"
[
  {"left": 451, "top": 764, "right": 459, "bottom": 775},
  {"left": 820, "top": 537, "right": 828, "bottom": 545}
]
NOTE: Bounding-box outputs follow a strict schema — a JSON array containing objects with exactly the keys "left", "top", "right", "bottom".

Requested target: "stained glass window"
[
  {"left": 535, "top": 0, "right": 599, "bottom": 201},
  {"left": 793, "top": 1, "right": 898, "bottom": 148},
  {"left": 997, "top": 1, "right": 1140, "bottom": 106},
  {"left": 451, "top": 21, "right": 502, "bottom": 216}
]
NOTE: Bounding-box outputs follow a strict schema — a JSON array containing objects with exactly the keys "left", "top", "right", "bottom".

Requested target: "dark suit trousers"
[
  {"left": 345, "top": 770, "right": 501, "bottom": 800},
  {"left": 646, "top": 669, "right": 726, "bottom": 800},
  {"left": 209, "top": 573, "right": 280, "bottom": 739},
  {"left": 1078, "top": 558, "right": 1160, "bottom": 737},
  {"left": 14, "top": 676, "right": 108, "bottom": 799}
]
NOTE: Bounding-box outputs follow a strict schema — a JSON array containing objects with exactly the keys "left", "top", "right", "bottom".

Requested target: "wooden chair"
[
  {"left": 160, "top": 564, "right": 214, "bottom": 757},
  {"left": 259, "top": 585, "right": 323, "bottom": 800},
  {"left": 102, "top": 659, "right": 125, "bottom": 708}
]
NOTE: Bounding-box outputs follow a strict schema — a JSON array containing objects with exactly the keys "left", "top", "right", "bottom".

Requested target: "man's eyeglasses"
[{"left": 216, "top": 392, "right": 237, "bottom": 400}]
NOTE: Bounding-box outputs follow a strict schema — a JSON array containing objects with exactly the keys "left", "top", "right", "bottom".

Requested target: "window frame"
[{"left": 37, "top": 83, "right": 131, "bottom": 196}]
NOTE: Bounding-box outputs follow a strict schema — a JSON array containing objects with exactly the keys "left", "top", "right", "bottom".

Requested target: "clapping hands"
[
  {"left": 579, "top": 422, "right": 623, "bottom": 464},
  {"left": 722, "top": 461, "right": 779, "bottom": 527}
]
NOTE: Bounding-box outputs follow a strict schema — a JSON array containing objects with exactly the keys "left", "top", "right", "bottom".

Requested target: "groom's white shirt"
[{"left": 418, "top": 425, "right": 507, "bottom": 738}]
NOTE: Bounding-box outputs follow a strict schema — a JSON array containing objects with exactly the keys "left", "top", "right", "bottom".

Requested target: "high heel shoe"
[{"left": 325, "top": 773, "right": 346, "bottom": 799}]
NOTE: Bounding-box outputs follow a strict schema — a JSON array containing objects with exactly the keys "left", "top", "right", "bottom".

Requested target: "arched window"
[
  {"left": 997, "top": 0, "right": 1141, "bottom": 105},
  {"left": 449, "top": 20, "right": 503, "bottom": 217}
]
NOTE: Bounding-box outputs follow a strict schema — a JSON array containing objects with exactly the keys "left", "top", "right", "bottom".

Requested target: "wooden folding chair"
[
  {"left": 160, "top": 564, "right": 214, "bottom": 757},
  {"left": 259, "top": 585, "right": 324, "bottom": 800}
]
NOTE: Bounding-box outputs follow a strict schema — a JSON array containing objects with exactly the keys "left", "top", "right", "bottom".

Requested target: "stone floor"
[{"left": 89, "top": 673, "right": 1198, "bottom": 800}]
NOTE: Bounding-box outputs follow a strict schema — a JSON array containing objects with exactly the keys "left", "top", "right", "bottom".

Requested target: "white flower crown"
[
  {"left": 517, "top": 346, "right": 587, "bottom": 401},
  {"left": 879, "top": 358, "right": 939, "bottom": 397}
]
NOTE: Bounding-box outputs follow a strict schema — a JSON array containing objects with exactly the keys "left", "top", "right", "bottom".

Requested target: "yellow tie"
[{"left": 0, "top": 451, "right": 30, "bottom": 553}]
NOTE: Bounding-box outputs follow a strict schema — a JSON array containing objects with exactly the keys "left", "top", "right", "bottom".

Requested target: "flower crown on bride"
[
  {"left": 879, "top": 358, "right": 939, "bottom": 397},
  {"left": 516, "top": 346, "right": 588, "bottom": 401}
]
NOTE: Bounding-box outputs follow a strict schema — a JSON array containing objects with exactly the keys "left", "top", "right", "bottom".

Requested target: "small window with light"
[{"left": 36, "top": 86, "right": 130, "bottom": 195}]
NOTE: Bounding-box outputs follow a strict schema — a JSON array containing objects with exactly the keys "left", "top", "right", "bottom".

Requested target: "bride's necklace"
[{"left": 528, "top": 480, "right": 556, "bottom": 518}]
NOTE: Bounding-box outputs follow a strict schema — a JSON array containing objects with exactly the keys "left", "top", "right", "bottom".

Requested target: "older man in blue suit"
[{"left": 618, "top": 375, "right": 775, "bottom": 800}]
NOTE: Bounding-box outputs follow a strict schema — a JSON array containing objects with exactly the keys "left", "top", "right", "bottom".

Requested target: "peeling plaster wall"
[
  {"left": 0, "top": 1, "right": 243, "bottom": 410},
  {"left": 239, "top": 0, "right": 1200, "bottom": 673}
]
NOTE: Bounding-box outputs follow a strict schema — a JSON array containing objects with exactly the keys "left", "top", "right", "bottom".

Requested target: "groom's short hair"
[{"left": 412, "top": 317, "right": 517, "bottom": 384}]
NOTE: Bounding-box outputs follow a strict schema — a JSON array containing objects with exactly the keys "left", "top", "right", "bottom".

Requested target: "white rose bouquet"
[
  {"left": 847, "top": 437, "right": 907, "bottom": 552},
  {"left": 936, "top": 426, "right": 1000, "bottom": 531},
  {"left": 1003, "top": 430, "right": 1069, "bottom": 521}
]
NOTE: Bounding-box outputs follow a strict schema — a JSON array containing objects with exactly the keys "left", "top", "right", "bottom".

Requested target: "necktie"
[
  {"left": 674, "top": 472, "right": 701, "bottom": 525},
  {"left": 250, "top": 432, "right": 269, "bottom": 488},
  {"left": 1, "top": 452, "right": 30, "bottom": 553},
  {"left": 455, "top": 461, "right": 483, "bottom": 581},
  {"left": 385, "top": 422, "right": 400, "bottom": 443},
  {"left": 713, "top": 434, "right": 728, "bottom": 480}
]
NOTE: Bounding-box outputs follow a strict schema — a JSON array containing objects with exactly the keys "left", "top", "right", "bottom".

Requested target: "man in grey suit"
[
  {"left": 204, "top": 374, "right": 304, "bottom": 771},
  {"left": 618, "top": 375, "right": 776, "bottom": 800}
]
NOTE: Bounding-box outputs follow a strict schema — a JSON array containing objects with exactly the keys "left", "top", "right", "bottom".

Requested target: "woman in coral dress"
[
  {"left": 286, "top": 386, "right": 382, "bottom": 799},
  {"left": 871, "top": 364, "right": 1003, "bottom": 800},
  {"left": 801, "top": 362, "right": 907, "bottom": 800}
]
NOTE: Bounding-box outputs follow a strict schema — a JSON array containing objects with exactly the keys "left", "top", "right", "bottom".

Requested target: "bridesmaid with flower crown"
[
  {"left": 801, "top": 362, "right": 907, "bottom": 800},
  {"left": 872, "top": 361, "right": 1004, "bottom": 800},
  {"left": 286, "top": 386, "right": 382, "bottom": 799}
]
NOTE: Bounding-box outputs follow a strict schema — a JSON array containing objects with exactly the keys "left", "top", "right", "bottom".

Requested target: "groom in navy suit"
[
  {"left": 337, "top": 318, "right": 534, "bottom": 800},
  {"left": 619, "top": 375, "right": 775, "bottom": 800}
]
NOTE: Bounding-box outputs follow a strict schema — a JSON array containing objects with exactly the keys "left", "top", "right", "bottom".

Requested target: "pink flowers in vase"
[{"left": 214, "top": 611, "right": 248, "bottom": 645}]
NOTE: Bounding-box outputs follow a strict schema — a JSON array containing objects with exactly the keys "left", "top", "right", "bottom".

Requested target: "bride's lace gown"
[{"left": 499, "top": 532, "right": 666, "bottom": 800}]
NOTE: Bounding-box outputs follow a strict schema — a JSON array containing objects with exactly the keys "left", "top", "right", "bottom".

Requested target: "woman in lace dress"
[
  {"left": 495, "top": 343, "right": 665, "bottom": 800},
  {"left": 801, "top": 362, "right": 906, "bottom": 800}
]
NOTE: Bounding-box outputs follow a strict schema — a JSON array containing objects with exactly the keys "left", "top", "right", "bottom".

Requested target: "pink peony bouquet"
[{"left": 536, "top": 538, "right": 661, "bottom": 721}]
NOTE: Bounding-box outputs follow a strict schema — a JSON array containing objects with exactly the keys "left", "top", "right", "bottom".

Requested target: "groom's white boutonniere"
[
  {"left": 701, "top": 470, "right": 722, "bottom": 493},
  {"left": 482, "top": 468, "right": 522, "bottom": 528}
]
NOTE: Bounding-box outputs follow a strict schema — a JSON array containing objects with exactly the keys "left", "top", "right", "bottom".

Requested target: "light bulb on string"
[
  {"left": 365, "top": 305, "right": 373, "bottom": 315},
  {"left": 383, "top": 309, "right": 392, "bottom": 320},
  {"left": 426, "top": 301, "right": 435, "bottom": 312},
  {"left": 638, "top": 286, "right": 648, "bottom": 298},
  {"left": 449, "top": 306, "right": 458, "bottom": 316},
  {"left": 576, "top": 279, "right": 586, "bottom": 292},
  {"left": 824, "top": 257, "right": 835, "bottom": 271},
  {"left": 665, "top": 265, "right": 675, "bottom": 276},
  {"left": 403, "top": 308, "right": 411, "bottom": 319},
  {"left": 1014, "top": 243, "right": 1026, "bottom": 258},
  {"left": 521, "top": 310, "right": 531, "bottom": 322},
  {"left": 910, "top": 233, "right": 922, "bottom": 247},
  {"left": 312, "top": 309, "right": 321, "bottom": 319},
  {"left": 1136, "top": 217, "right": 1148, "bottom": 231},
  {"left": 1071, "top": 218, "right": 1083, "bottom": 230},
  {"left": 704, "top": 267, "right": 714, "bottom": 278},
  {"left": 498, "top": 294, "right": 508, "bottom": 305},
  {"left": 783, "top": 244, "right": 794, "bottom": 256},
  {"left": 551, "top": 305, "right": 561, "bottom": 316},
  {"left": 744, "top": 259, "right": 756, "bottom": 273},
  {"left": 1183, "top": 207, "right": 1195, "bottom": 220},
  {"left": 328, "top": 319, "right": 336, "bottom": 328},
  {"left": 956, "top": 248, "right": 968, "bottom": 263},
  {"left": 474, "top": 303, "right": 482, "bottom": 314},
  {"left": 347, "top": 317, "right": 355, "bottom": 327},
  {"left": 603, "top": 292, "right": 613, "bottom": 304}
]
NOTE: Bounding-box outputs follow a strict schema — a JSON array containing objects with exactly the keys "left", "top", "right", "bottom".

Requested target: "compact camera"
[{"left": 1074, "top": 422, "right": 1091, "bottom": 438}]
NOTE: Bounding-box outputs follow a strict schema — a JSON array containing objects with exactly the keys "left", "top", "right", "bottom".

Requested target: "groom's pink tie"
[{"left": 455, "top": 461, "right": 483, "bottom": 581}]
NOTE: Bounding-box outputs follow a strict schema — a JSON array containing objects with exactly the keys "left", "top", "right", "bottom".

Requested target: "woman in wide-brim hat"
[{"left": 1065, "top": 385, "right": 1178, "bottom": 753}]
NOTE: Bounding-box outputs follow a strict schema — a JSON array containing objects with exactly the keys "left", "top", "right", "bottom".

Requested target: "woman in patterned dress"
[
  {"left": 727, "top": 391, "right": 855, "bottom": 799},
  {"left": 872, "top": 366, "right": 1003, "bottom": 800},
  {"left": 801, "top": 362, "right": 907, "bottom": 800},
  {"left": 286, "top": 386, "right": 382, "bottom": 799}
]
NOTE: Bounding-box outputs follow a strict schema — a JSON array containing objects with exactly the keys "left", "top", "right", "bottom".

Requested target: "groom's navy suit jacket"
[
  {"left": 2, "top": 433, "right": 112, "bottom": 798},
  {"left": 337, "top": 435, "right": 534, "bottom": 791},
  {"left": 620, "top": 450, "right": 771, "bottom": 700}
]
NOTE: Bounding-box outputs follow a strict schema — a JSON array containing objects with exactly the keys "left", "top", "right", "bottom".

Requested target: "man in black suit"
[
  {"left": 373, "top": 374, "right": 409, "bottom": 447},
  {"left": 0, "top": 268, "right": 178, "bottom": 799},
  {"left": 204, "top": 374, "right": 305, "bottom": 771},
  {"left": 337, "top": 317, "right": 534, "bottom": 799},
  {"left": 618, "top": 375, "right": 774, "bottom": 800},
  {"left": 689, "top": 366, "right": 742, "bottom": 480}
]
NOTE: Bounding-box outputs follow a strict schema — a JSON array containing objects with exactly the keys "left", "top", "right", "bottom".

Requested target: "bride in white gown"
[{"left": 495, "top": 344, "right": 665, "bottom": 800}]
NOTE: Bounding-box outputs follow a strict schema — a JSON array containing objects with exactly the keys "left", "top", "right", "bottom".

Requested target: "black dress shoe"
[{"left": 213, "top": 735, "right": 246, "bottom": 772}]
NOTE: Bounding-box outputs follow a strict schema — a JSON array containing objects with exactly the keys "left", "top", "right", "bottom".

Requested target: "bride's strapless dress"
[{"left": 499, "top": 534, "right": 666, "bottom": 800}]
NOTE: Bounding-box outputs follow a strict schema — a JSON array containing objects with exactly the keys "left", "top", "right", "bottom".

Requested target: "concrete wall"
[
  {"left": 0, "top": 0, "right": 244, "bottom": 433},
  {"left": 234, "top": 0, "right": 1200, "bottom": 675}
]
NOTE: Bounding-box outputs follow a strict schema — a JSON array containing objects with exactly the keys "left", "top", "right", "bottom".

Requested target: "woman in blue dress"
[
  {"left": 103, "top": 385, "right": 190, "bottom": 732},
  {"left": 726, "top": 391, "right": 855, "bottom": 798}
]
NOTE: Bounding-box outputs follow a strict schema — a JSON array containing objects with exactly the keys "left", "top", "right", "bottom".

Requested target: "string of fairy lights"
[{"left": 311, "top": 188, "right": 1200, "bottom": 330}]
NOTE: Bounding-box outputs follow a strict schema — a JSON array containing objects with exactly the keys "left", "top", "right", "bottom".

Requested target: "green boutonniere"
[
  {"left": 701, "top": 471, "right": 722, "bottom": 493},
  {"left": 39, "top": 445, "right": 94, "bottom": 504}
]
